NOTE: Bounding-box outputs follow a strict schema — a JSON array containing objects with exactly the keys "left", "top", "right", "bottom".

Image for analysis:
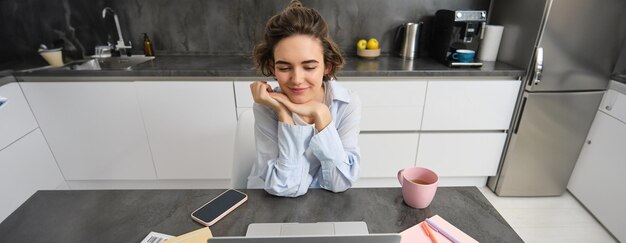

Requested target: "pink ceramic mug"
[{"left": 397, "top": 167, "right": 439, "bottom": 209}]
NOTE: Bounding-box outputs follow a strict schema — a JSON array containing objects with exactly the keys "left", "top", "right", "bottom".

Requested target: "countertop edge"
[{"left": 7, "top": 55, "right": 525, "bottom": 79}]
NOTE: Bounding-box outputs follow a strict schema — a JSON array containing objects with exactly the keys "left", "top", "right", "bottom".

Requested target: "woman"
[{"left": 248, "top": 0, "right": 361, "bottom": 197}]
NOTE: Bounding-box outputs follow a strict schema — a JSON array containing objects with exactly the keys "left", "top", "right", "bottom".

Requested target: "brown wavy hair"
[{"left": 253, "top": 0, "right": 344, "bottom": 81}]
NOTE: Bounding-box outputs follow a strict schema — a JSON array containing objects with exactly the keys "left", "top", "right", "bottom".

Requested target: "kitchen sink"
[{"left": 65, "top": 56, "right": 155, "bottom": 70}]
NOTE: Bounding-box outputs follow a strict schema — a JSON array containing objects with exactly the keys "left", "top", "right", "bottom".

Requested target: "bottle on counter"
[{"left": 143, "top": 33, "right": 155, "bottom": 56}]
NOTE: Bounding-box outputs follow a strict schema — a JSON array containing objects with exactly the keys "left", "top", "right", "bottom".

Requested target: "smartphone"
[{"left": 191, "top": 189, "right": 248, "bottom": 226}]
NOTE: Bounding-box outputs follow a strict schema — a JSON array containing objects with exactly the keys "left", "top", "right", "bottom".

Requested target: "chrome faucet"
[{"left": 102, "top": 7, "right": 132, "bottom": 56}]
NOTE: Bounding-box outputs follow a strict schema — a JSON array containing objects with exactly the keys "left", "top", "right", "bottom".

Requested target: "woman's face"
[{"left": 273, "top": 34, "right": 330, "bottom": 104}]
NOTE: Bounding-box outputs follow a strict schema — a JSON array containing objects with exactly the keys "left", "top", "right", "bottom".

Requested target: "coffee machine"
[{"left": 430, "top": 10, "right": 487, "bottom": 67}]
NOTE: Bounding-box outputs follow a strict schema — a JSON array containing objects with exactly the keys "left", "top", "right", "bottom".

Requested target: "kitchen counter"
[
  {"left": 12, "top": 55, "right": 524, "bottom": 78},
  {"left": 0, "top": 70, "right": 15, "bottom": 87},
  {"left": 0, "top": 187, "right": 523, "bottom": 242}
]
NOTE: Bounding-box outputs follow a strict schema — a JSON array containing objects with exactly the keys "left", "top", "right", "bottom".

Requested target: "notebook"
[
  {"left": 400, "top": 215, "right": 478, "bottom": 243},
  {"left": 163, "top": 227, "right": 213, "bottom": 243}
]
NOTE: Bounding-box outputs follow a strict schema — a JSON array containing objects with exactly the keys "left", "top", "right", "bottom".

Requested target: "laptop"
[
  {"left": 207, "top": 222, "right": 401, "bottom": 243},
  {"left": 207, "top": 234, "right": 401, "bottom": 243},
  {"left": 246, "top": 221, "right": 369, "bottom": 236}
]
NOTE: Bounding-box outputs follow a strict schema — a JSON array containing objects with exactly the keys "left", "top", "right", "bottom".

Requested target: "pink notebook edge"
[{"left": 399, "top": 215, "right": 478, "bottom": 243}]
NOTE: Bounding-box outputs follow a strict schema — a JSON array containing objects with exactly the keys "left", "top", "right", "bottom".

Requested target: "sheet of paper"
[
  {"left": 140, "top": 231, "right": 173, "bottom": 243},
  {"left": 400, "top": 215, "right": 479, "bottom": 243}
]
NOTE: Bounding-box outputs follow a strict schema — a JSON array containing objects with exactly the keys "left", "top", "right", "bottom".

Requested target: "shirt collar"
[{"left": 325, "top": 79, "right": 351, "bottom": 104}]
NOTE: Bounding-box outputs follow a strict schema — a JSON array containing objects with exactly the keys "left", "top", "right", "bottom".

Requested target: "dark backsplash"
[{"left": 0, "top": 0, "right": 490, "bottom": 63}]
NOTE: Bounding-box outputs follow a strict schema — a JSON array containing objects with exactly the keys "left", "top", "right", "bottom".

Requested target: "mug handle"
[
  {"left": 452, "top": 53, "right": 458, "bottom": 60},
  {"left": 397, "top": 169, "right": 405, "bottom": 186}
]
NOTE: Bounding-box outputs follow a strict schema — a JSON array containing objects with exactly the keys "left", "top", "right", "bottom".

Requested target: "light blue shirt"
[{"left": 247, "top": 80, "right": 362, "bottom": 197}]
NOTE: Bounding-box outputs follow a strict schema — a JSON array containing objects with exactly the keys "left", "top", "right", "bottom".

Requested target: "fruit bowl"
[{"left": 357, "top": 48, "right": 381, "bottom": 58}]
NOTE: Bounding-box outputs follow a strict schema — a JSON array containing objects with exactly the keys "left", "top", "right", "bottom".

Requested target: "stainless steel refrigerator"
[{"left": 487, "top": 0, "right": 626, "bottom": 196}]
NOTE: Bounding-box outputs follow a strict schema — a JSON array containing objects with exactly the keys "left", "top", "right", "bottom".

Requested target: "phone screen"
[{"left": 192, "top": 190, "right": 247, "bottom": 223}]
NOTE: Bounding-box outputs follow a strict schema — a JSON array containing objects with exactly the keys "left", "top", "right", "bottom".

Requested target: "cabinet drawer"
[
  {"left": 0, "top": 81, "right": 38, "bottom": 149},
  {"left": 136, "top": 82, "right": 236, "bottom": 179},
  {"left": 599, "top": 89, "right": 626, "bottom": 123},
  {"left": 416, "top": 132, "right": 506, "bottom": 176},
  {"left": 421, "top": 80, "right": 520, "bottom": 130},
  {"left": 358, "top": 133, "right": 419, "bottom": 178},
  {"left": 341, "top": 81, "right": 427, "bottom": 131}
]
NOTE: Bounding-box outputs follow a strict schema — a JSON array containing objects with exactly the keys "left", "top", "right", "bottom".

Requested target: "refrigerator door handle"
[
  {"left": 514, "top": 96, "right": 528, "bottom": 134},
  {"left": 532, "top": 47, "right": 544, "bottom": 86}
]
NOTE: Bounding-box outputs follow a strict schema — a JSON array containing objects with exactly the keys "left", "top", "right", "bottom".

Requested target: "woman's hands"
[
  {"left": 250, "top": 81, "right": 282, "bottom": 112},
  {"left": 250, "top": 81, "right": 294, "bottom": 124},
  {"left": 270, "top": 92, "right": 332, "bottom": 132},
  {"left": 250, "top": 81, "right": 332, "bottom": 131}
]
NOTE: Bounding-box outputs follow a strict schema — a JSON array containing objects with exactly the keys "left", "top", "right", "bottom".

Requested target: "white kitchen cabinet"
[
  {"left": 568, "top": 81, "right": 626, "bottom": 242},
  {"left": 340, "top": 81, "right": 427, "bottom": 131},
  {"left": 0, "top": 129, "right": 65, "bottom": 222},
  {"left": 20, "top": 82, "right": 155, "bottom": 180},
  {"left": 421, "top": 80, "right": 520, "bottom": 130},
  {"left": 416, "top": 133, "right": 507, "bottom": 177},
  {"left": 358, "top": 133, "right": 419, "bottom": 178},
  {"left": 598, "top": 89, "right": 626, "bottom": 122},
  {"left": 135, "top": 81, "right": 237, "bottom": 179},
  {"left": 232, "top": 79, "right": 518, "bottom": 187},
  {"left": 0, "top": 81, "right": 38, "bottom": 150}
]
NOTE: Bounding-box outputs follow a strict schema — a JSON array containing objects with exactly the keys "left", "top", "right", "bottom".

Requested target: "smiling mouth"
[{"left": 290, "top": 87, "right": 308, "bottom": 94}]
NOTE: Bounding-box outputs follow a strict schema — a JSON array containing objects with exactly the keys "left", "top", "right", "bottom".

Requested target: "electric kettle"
[{"left": 394, "top": 22, "right": 423, "bottom": 59}]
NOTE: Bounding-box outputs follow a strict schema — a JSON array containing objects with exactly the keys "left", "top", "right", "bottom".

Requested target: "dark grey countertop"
[
  {"left": 0, "top": 187, "right": 523, "bottom": 243},
  {"left": 12, "top": 55, "right": 524, "bottom": 78}
]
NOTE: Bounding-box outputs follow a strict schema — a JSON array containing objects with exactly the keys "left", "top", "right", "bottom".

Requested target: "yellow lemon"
[
  {"left": 366, "top": 38, "right": 379, "bottom": 49},
  {"left": 356, "top": 39, "right": 367, "bottom": 50}
]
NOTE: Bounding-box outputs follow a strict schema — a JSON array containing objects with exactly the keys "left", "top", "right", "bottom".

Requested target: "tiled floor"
[{"left": 479, "top": 187, "right": 617, "bottom": 243}]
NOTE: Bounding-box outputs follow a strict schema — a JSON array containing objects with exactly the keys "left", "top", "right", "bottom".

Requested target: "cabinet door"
[
  {"left": 20, "top": 82, "right": 155, "bottom": 180},
  {"left": 341, "top": 81, "right": 427, "bottom": 131},
  {"left": 135, "top": 82, "right": 237, "bottom": 179},
  {"left": 568, "top": 111, "right": 626, "bottom": 242},
  {"left": 416, "top": 133, "right": 507, "bottom": 177},
  {"left": 0, "top": 129, "right": 64, "bottom": 222},
  {"left": 0, "top": 82, "right": 38, "bottom": 149},
  {"left": 421, "top": 80, "right": 520, "bottom": 130},
  {"left": 358, "top": 133, "right": 419, "bottom": 178},
  {"left": 599, "top": 89, "right": 626, "bottom": 123}
]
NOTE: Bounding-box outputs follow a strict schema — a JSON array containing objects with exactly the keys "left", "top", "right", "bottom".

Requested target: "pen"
[
  {"left": 421, "top": 221, "right": 438, "bottom": 243},
  {"left": 425, "top": 218, "right": 460, "bottom": 243}
]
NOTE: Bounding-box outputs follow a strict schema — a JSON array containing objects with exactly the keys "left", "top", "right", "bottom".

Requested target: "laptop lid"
[
  {"left": 246, "top": 222, "right": 369, "bottom": 236},
  {"left": 207, "top": 234, "right": 401, "bottom": 243}
]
